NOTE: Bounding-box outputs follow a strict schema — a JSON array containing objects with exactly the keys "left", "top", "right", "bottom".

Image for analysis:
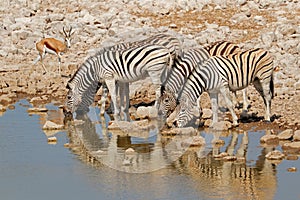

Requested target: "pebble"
[
  {"left": 293, "top": 130, "right": 300, "bottom": 141},
  {"left": 125, "top": 148, "right": 135, "bottom": 155},
  {"left": 287, "top": 167, "right": 297, "bottom": 172},
  {"left": 260, "top": 134, "right": 279, "bottom": 144},
  {"left": 278, "top": 129, "right": 294, "bottom": 140},
  {"left": 27, "top": 107, "right": 48, "bottom": 113},
  {"left": 47, "top": 136, "right": 57, "bottom": 144},
  {"left": 42, "top": 121, "right": 64, "bottom": 130},
  {"left": 265, "top": 150, "right": 285, "bottom": 160}
]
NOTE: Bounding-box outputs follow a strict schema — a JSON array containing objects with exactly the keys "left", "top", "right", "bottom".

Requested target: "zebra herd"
[{"left": 64, "top": 33, "right": 275, "bottom": 128}]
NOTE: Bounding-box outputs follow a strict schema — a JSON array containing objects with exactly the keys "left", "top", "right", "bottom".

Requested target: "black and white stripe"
[
  {"left": 175, "top": 48, "right": 274, "bottom": 127},
  {"left": 158, "top": 41, "right": 241, "bottom": 119},
  {"left": 66, "top": 44, "right": 172, "bottom": 117}
]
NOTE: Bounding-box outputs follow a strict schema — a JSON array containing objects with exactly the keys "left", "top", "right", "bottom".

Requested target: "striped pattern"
[
  {"left": 66, "top": 44, "right": 172, "bottom": 116},
  {"left": 175, "top": 48, "right": 274, "bottom": 127},
  {"left": 158, "top": 47, "right": 210, "bottom": 117},
  {"left": 100, "top": 33, "right": 181, "bottom": 115},
  {"left": 158, "top": 41, "right": 241, "bottom": 119}
]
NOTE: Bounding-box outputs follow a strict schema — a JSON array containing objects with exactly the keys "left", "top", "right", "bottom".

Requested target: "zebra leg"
[
  {"left": 105, "top": 79, "right": 120, "bottom": 120},
  {"left": 231, "top": 91, "right": 238, "bottom": 109},
  {"left": 119, "top": 82, "right": 130, "bottom": 121},
  {"left": 242, "top": 88, "right": 250, "bottom": 111},
  {"left": 99, "top": 83, "right": 108, "bottom": 116},
  {"left": 253, "top": 79, "right": 272, "bottom": 122},
  {"left": 220, "top": 86, "right": 239, "bottom": 126}
]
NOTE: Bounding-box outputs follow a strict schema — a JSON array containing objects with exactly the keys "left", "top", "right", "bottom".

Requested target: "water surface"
[{"left": 0, "top": 100, "right": 299, "bottom": 200}]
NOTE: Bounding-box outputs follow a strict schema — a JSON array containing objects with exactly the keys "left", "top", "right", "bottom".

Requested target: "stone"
[
  {"left": 27, "top": 107, "right": 48, "bottom": 113},
  {"left": 42, "top": 121, "right": 64, "bottom": 130},
  {"left": 181, "top": 136, "right": 206, "bottom": 147},
  {"left": 282, "top": 141, "right": 300, "bottom": 152},
  {"left": 293, "top": 130, "right": 300, "bottom": 141},
  {"left": 287, "top": 167, "right": 297, "bottom": 172},
  {"left": 202, "top": 108, "right": 212, "bottom": 119},
  {"left": 223, "top": 156, "right": 237, "bottom": 161},
  {"left": 136, "top": 106, "right": 158, "bottom": 119},
  {"left": 125, "top": 148, "right": 135, "bottom": 155},
  {"left": 265, "top": 150, "right": 285, "bottom": 160},
  {"left": 161, "top": 127, "right": 197, "bottom": 135},
  {"left": 212, "top": 121, "right": 232, "bottom": 131},
  {"left": 278, "top": 129, "right": 293, "bottom": 140},
  {"left": 213, "top": 152, "right": 229, "bottom": 158},
  {"left": 0, "top": 105, "right": 6, "bottom": 112},
  {"left": 47, "top": 136, "right": 57, "bottom": 144},
  {"left": 260, "top": 134, "right": 279, "bottom": 144}
]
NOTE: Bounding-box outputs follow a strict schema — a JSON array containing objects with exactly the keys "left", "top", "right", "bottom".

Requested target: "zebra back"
[
  {"left": 205, "top": 41, "right": 240, "bottom": 56},
  {"left": 102, "top": 33, "right": 181, "bottom": 60},
  {"left": 176, "top": 48, "right": 274, "bottom": 127}
]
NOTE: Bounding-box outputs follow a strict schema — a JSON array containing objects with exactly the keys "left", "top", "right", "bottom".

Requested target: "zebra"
[
  {"left": 65, "top": 43, "right": 172, "bottom": 119},
  {"left": 173, "top": 48, "right": 274, "bottom": 128},
  {"left": 158, "top": 47, "right": 210, "bottom": 118},
  {"left": 158, "top": 41, "right": 241, "bottom": 121},
  {"left": 205, "top": 41, "right": 250, "bottom": 111},
  {"left": 98, "top": 33, "right": 182, "bottom": 115}
]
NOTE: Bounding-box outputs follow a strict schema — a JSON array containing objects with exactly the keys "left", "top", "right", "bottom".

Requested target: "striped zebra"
[
  {"left": 174, "top": 48, "right": 274, "bottom": 127},
  {"left": 98, "top": 33, "right": 181, "bottom": 115},
  {"left": 158, "top": 41, "right": 241, "bottom": 120},
  {"left": 158, "top": 47, "right": 210, "bottom": 118},
  {"left": 65, "top": 44, "right": 172, "bottom": 118}
]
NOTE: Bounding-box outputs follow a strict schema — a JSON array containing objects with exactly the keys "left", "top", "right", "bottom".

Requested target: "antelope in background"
[{"left": 33, "top": 26, "right": 74, "bottom": 75}]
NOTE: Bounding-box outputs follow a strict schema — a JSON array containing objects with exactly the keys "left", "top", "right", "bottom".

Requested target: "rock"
[
  {"left": 202, "top": 108, "right": 212, "bottom": 119},
  {"left": 0, "top": 105, "right": 6, "bottom": 112},
  {"left": 278, "top": 129, "right": 293, "bottom": 140},
  {"left": 265, "top": 150, "right": 285, "bottom": 160},
  {"left": 213, "top": 152, "right": 229, "bottom": 158},
  {"left": 282, "top": 141, "right": 300, "bottom": 152},
  {"left": 125, "top": 148, "right": 135, "bottom": 155},
  {"left": 161, "top": 127, "right": 198, "bottom": 135},
  {"left": 260, "top": 134, "right": 279, "bottom": 144},
  {"left": 222, "top": 156, "right": 237, "bottom": 161},
  {"left": 47, "top": 136, "right": 57, "bottom": 144},
  {"left": 212, "top": 121, "right": 232, "bottom": 131},
  {"left": 293, "top": 130, "right": 300, "bottom": 141},
  {"left": 42, "top": 121, "right": 64, "bottom": 130},
  {"left": 287, "top": 167, "right": 297, "bottom": 172},
  {"left": 27, "top": 107, "right": 48, "bottom": 113},
  {"left": 136, "top": 106, "right": 158, "bottom": 119},
  {"left": 181, "top": 136, "right": 206, "bottom": 147}
]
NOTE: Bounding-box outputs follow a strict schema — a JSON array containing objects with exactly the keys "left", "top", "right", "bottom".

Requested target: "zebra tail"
[{"left": 270, "top": 75, "right": 274, "bottom": 99}]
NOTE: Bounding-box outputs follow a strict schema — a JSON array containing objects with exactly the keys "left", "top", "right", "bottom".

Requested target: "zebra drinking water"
[
  {"left": 173, "top": 48, "right": 275, "bottom": 128},
  {"left": 98, "top": 33, "right": 182, "bottom": 116},
  {"left": 65, "top": 43, "right": 172, "bottom": 119},
  {"left": 158, "top": 41, "right": 242, "bottom": 121}
]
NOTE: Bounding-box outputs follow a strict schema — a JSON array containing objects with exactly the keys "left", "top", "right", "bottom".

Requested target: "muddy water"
[{"left": 0, "top": 100, "right": 299, "bottom": 200}]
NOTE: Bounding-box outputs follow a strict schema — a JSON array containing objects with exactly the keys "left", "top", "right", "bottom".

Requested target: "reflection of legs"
[
  {"left": 220, "top": 86, "right": 239, "bottom": 126},
  {"left": 236, "top": 131, "right": 248, "bottom": 157}
]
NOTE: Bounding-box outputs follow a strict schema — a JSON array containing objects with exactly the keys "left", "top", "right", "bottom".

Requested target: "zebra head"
[
  {"left": 65, "top": 83, "right": 82, "bottom": 113},
  {"left": 174, "top": 97, "right": 201, "bottom": 128},
  {"left": 158, "top": 85, "right": 177, "bottom": 118}
]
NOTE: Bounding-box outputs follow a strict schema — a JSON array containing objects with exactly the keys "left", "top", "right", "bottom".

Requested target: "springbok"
[{"left": 33, "top": 26, "right": 74, "bottom": 74}]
